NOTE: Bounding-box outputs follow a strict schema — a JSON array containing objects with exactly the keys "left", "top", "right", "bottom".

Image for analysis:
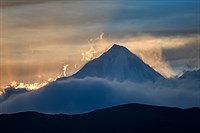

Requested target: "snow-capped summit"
[{"left": 58, "top": 44, "right": 164, "bottom": 82}]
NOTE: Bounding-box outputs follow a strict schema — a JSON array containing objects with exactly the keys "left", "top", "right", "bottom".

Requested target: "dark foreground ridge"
[{"left": 0, "top": 103, "right": 200, "bottom": 133}]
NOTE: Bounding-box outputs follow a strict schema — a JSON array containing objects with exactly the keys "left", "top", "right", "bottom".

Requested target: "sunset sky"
[{"left": 0, "top": 0, "right": 199, "bottom": 90}]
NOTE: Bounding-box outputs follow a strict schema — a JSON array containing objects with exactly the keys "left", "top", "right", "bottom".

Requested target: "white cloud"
[{"left": 0, "top": 77, "right": 199, "bottom": 114}]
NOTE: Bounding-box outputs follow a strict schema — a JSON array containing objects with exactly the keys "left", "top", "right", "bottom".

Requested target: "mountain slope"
[
  {"left": 179, "top": 69, "right": 200, "bottom": 80},
  {"left": 58, "top": 44, "right": 164, "bottom": 82},
  {"left": 0, "top": 103, "right": 199, "bottom": 133}
]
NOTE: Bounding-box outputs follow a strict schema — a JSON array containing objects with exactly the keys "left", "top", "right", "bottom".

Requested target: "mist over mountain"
[
  {"left": 0, "top": 44, "right": 199, "bottom": 114},
  {"left": 58, "top": 44, "right": 164, "bottom": 83},
  {"left": 0, "top": 88, "right": 29, "bottom": 103}
]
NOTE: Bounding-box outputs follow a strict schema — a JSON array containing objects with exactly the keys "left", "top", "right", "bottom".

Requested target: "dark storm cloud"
[{"left": 0, "top": 77, "right": 199, "bottom": 114}]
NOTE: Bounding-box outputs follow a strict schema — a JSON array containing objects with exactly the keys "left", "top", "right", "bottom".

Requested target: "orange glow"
[
  {"left": 63, "top": 64, "right": 69, "bottom": 77},
  {"left": 0, "top": 91, "right": 3, "bottom": 96},
  {"left": 81, "top": 32, "right": 111, "bottom": 62},
  {"left": 3, "top": 64, "right": 67, "bottom": 92},
  {"left": 6, "top": 81, "right": 49, "bottom": 90}
]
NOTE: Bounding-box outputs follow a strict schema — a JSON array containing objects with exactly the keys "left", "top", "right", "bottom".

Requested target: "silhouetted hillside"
[{"left": 0, "top": 103, "right": 200, "bottom": 133}]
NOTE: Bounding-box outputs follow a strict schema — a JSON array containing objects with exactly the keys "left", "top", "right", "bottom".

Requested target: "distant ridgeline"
[{"left": 0, "top": 103, "right": 200, "bottom": 133}]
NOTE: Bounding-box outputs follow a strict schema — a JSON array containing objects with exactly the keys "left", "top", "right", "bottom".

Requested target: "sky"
[{"left": 0, "top": 0, "right": 200, "bottom": 90}]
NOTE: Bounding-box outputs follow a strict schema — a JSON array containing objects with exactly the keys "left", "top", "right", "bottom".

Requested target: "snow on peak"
[{"left": 58, "top": 44, "right": 164, "bottom": 82}]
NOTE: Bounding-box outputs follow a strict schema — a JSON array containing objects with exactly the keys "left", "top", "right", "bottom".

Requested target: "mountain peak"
[
  {"left": 58, "top": 44, "right": 164, "bottom": 82},
  {"left": 111, "top": 44, "right": 125, "bottom": 49},
  {"left": 105, "top": 44, "right": 138, "bottom": 56},
  {"left": 108, "top": 44, "right": 130, "bottom": 53}
]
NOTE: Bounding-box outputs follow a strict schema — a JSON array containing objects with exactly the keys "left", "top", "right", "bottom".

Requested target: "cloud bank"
[{"left": 0, "top": 77, "right": 199, "bottom": 114}]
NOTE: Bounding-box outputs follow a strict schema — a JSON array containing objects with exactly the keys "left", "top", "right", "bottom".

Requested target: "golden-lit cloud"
[
  {"left": 1, "top": 0, "right": 199, "bottom": 91},
  {"left": 62, "top": 64, "right": 69, "bottom": 77},
  {"left": 121, "top": 34, "right": 200, "bottom": 77},
  {"left": 81, "top": 46, "right": 96, "bottom": 61},
  {"left": 6, "top": 81, "right": 48, "bottom": 90},
  {"left": 1, "top": 32, "right": 199, "bottom": 91},
  {"left": 81, "top": 32, "right": 111, "bottom": 62},
  {"left": 79, "top": 34, "right": 199, "bottom": 78}
]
